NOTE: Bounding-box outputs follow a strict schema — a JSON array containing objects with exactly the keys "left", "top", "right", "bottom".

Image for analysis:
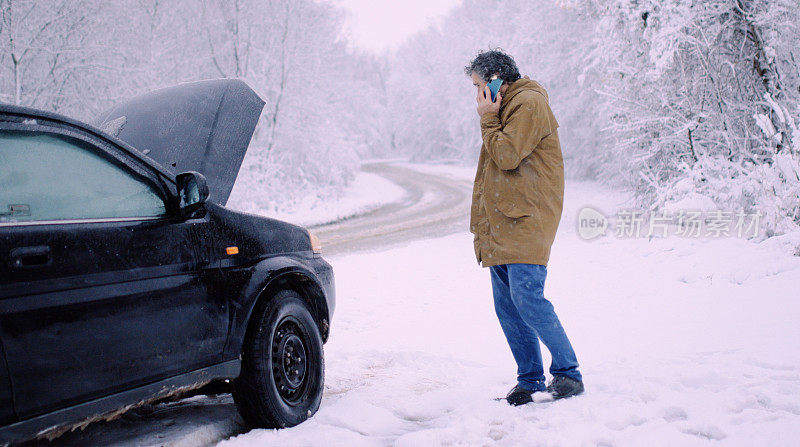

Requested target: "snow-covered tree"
[
  {"left": 0, "top": 0, "right": 388, "bottom": 214},
  {"left": 0, "top": 0, "right": 126, "bottom": 114},
  {"left": 576, "top": 0, "right": 800, "bottom": 233}
]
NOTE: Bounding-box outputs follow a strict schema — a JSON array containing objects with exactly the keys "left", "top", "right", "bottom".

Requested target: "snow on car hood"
[{"left": 96, "top": 79, "right": 265, "bottom": 206}]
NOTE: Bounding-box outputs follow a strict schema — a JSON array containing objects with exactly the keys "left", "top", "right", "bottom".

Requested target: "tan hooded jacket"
[{"left": 470, "top": 76, "right": 564, "bottom": 267}]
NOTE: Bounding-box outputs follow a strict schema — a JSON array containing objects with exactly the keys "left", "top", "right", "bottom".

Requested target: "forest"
[{"left": 2, "top": 0, "right": 798, "bottom": 234}]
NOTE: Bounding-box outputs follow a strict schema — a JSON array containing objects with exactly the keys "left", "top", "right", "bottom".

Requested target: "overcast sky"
[{"left": 328, "top": 0, "right": 463, "bottom": 53}]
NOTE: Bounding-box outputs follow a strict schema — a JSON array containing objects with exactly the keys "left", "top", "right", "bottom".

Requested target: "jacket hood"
[
  {"left": 501, "top": 76, "right": 550, "bottom": 107},
  {"left": 96, "top": 79, "right": 265, "bottom": 206}
]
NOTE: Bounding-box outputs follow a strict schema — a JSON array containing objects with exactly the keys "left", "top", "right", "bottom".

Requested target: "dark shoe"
[
  {"left": 546, "top": 375, "right": 584, "bottom": 400},
  {"left": 505, "top": 385, "right": 535, "bottom": 406}
]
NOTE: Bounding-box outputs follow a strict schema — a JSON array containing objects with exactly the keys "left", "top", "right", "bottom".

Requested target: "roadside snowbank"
[{"left": 220, "top": 177, "right": 800, "bottom": 446}]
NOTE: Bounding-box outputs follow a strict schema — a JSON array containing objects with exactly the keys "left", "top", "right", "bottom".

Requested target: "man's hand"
[{"left": 476, "top": 85, "right": 501, "bottom": 117}]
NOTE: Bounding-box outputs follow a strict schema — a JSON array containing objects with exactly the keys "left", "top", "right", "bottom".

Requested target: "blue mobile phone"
[{"left": 487, "top": 76, "right": 503, "bottom": 102}]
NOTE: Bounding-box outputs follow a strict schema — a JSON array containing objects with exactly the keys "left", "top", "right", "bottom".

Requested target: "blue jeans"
[{"left": 490, "top": 263, "right": 582, "bottom": 391}]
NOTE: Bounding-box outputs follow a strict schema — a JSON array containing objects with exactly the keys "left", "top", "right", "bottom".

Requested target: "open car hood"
[{"left": 96, "top": 79, "right": 265, "bottom": 205}]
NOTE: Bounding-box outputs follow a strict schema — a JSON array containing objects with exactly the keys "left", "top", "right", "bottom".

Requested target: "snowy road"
[
  {"left": 308, "top": 162, "right": 473, "bottom": 255},
  {"left": 28, "top": 163, "right": 800, "bottom": 446}
]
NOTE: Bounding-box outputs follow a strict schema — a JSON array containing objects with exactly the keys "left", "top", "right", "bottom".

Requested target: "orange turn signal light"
[{"left": 226, "top": 246, "right": 239, "bottom": 255}]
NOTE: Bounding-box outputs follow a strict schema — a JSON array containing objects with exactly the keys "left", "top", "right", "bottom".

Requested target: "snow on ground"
[
  {"left": 220, "top": 170, "right": 800, "bottom": 446},
  {"left": 229, "top": 167, "right": 407, "bottom": 228}
]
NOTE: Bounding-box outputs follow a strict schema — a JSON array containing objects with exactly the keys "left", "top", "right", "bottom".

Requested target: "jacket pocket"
[{"left": 495, "top": 196, "right": 532, "bottom": 219}]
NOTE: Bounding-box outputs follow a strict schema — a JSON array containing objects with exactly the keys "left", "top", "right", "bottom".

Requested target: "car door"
[{"left": 0, "top": 122, "right": 228, "bottom": 419}]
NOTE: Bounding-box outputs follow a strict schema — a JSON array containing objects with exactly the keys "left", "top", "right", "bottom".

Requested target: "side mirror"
[{"left": 176, "top": 171, "right": 209, "bottom": 218}]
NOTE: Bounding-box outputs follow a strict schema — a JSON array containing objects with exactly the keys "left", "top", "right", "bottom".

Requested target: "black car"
[{"left": 0, "top": 79, "right": 335, "bottom": 444}]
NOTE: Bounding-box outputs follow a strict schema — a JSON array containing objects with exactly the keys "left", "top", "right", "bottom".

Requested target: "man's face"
[{"left": 471, "top": 72, "right": 487, "bottom": 96}]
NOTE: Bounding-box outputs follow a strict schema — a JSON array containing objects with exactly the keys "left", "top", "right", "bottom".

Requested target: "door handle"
[{"left": 10, "top": 246, "right": 51, "bottom": 268}]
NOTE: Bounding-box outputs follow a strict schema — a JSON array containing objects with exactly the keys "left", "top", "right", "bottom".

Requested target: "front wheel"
[{"left": 233, "top": 290, "right": 324, "bottom": 428}]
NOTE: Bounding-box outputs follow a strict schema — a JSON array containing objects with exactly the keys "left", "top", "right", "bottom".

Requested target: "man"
[{"left": 465, "top": 50, "right": 584, "bottom": 406}]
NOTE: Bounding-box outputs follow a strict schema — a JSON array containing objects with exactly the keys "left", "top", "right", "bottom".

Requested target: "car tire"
[{"left": 233, "top": 289, "right": 324, "bottom": 428}]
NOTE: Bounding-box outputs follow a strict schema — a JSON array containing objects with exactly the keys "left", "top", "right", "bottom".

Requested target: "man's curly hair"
[{"left": 464, "top": 49, "right": 521, "bottom": 84}]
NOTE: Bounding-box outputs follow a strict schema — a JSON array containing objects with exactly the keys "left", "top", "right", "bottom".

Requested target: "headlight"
[{"left": 309, "top": 232, "right": 322, "bottom": 254}]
